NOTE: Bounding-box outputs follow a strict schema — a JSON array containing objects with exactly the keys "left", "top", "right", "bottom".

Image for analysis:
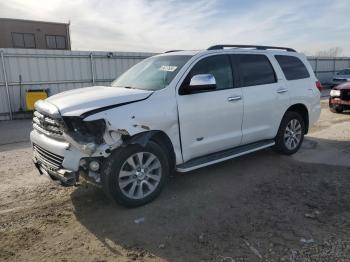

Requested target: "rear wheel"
[
  {"left": 101, "top": 141, "right": 169, "bottom": 207},
  {"left": 274, "top": 111, "right": 305, "bottom": 155}
]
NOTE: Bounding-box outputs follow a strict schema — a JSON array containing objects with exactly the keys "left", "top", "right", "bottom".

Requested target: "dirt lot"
[{"left": 1, "top": 98, "right": 350, "bottom": 262}]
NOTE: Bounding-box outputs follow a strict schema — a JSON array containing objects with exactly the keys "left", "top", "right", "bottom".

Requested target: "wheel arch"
[
  {"left": 122, "top": 130, "right": 176, "bottom": 172},
  {"left": 285, "top": 103, "right": 309, "bottom": 134}
]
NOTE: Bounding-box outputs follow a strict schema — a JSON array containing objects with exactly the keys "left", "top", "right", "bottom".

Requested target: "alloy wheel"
[
  {"left": 284, "top": 119, "right": 302, "bottom": 150},
  {"left": 118, "top": 152, "right": 162, "bottom": 199}
]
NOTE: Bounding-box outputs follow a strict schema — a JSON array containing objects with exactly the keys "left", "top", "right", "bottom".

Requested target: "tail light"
[{"left": 315, "top": 80, "right": 323, "bottom": 91}]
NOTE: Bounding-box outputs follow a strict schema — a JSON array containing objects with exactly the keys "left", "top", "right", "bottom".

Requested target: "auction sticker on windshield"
[{"left": 159, "top": 65, "right": 178, "bottom": 72}]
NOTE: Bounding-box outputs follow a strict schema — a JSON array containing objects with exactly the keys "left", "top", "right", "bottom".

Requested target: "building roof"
[{"left": 0, "top": 17, "right": 69, "bottom": 26}]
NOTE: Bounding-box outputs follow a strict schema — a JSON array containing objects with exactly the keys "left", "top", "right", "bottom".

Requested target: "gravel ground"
[{"left": 0, "top": 99, "right": 350, "bottom": 262}]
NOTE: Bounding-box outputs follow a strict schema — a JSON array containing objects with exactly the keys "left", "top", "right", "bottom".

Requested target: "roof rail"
[
  {"left": 164, "top": 50, "right": 183, "bottom": 53},
  {"left": 207, "top": 45, "right": 296, "bottom": 52}
]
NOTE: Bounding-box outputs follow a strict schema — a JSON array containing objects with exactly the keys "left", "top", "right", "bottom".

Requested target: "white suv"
[{"left": 31, "top": 45, "right": 321, "bottom": 207}]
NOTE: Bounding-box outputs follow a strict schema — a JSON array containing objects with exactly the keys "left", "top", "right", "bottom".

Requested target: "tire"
[
  {"left": 101, "top": 141, "right": 169, "bottom": 207},
  {"left": 273, "top": 111, "right": 305, "bottom": 155},
  {"left": 329, "top": 102, "right": 343, "bottom": 113}
]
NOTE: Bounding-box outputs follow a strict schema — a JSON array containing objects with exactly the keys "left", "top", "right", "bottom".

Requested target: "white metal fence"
[
  {"left": 1, "top": 48, "right": 350, "bottom": 120},
  {"left": 0, "top": 48, "right": 155, "bottom": 120},
  {"left": 308, "top": 57, "right": 350, "bottom": 84}
]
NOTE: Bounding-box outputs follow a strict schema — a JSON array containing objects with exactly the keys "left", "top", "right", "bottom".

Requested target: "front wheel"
[
  {"left": 329, "top": 103, "right": 343, "bottom": 113},
  {"left": 274, "top": 111, "right": 305, "bottom": 155},
  {"left": 101, "top": 141, "right": 169, "bottom": 207}
]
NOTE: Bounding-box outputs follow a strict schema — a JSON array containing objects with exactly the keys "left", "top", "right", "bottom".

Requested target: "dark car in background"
[
  {"left": 332, "top": 68, "right": 350, "bottom": 86},
  {"left": 329, "top": 82, "right": 350, "bottom": 113}
]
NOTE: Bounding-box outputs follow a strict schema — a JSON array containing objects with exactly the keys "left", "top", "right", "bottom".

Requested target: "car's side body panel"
[{"left": 171, "top": 49, "right": 320, "bottom": 163}]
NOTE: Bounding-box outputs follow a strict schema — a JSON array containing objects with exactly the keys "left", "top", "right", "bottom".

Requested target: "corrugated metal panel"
[
  {"left": 308, "top": 57, "right": 350, "bottom": 83},
  {"left": 0, "top": 50, "right": 11, "bottom": 119},
  {"left": 335, "top": 60, "right": 350, "bottom": 71},
  {"left": 0, "top": 48, "right": 155, "bottom": 118},
  {"left": 0, "top": 48, "right": 349, "bottom": 120}
]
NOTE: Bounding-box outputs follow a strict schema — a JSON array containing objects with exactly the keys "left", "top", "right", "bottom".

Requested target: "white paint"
[
  {"left": 46, "top": 85, "right": 153, "bottom": 116},
  {"left": 30, "top": 47, "right": 321, "bottom": 174}
]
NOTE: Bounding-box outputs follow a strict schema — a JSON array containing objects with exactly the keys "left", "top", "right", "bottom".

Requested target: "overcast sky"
[{"left": 1, "top": 0, "right": 349, "bottom": 55}]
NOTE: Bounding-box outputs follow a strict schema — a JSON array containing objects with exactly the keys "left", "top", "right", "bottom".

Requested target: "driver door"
[{"left": 176, "top": 54, "right": 244, "bottom": 162}]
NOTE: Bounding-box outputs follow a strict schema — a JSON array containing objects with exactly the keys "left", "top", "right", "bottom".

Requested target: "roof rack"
[
  {"left": 207, "top": 45, "right": 296, "bottom": 52},
  {"left": 164, "top": 50, "right": 183, "bottom": 53}
]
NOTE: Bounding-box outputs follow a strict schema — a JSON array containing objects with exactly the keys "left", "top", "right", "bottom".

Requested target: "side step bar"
[{"left": 176, "top": 139, "right": 275, "bottom": 172}]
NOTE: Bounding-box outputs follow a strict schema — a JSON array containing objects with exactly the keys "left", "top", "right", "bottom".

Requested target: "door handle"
[
  {"left": 227, "top": 96, "right": 242, "bottom": 102},
  {"left": 277, "top": 88, "right": 288, "bottom": 94}
]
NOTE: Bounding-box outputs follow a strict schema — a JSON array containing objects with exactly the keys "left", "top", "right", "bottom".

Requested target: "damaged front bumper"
[
  {"left": 33, "top": 160, "right": 77, "bottom": 185},
  {"left": 31, "top": 130, "right": 104, "bottom": 186}
]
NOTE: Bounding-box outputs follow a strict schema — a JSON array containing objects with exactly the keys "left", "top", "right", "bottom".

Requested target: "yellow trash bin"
[{"left": 26, "top": 89, "right": 48, "bottom": 111}]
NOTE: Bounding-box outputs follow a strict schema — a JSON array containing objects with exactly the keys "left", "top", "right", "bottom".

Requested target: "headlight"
[
  {"left": 330, "top": 89, "right": 341, "bottom": 97},
  {"left": 63, "top": 117, "right": 106, "bottom": 144}
]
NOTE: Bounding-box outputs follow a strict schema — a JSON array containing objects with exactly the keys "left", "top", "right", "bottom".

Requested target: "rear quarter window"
[{"left": 275, "top": 55, "right": 310, "bottom": 80}]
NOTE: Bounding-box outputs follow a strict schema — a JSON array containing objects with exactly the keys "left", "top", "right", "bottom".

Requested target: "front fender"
[{"left": 82, "top": 88, "right": 183, "bottom": 164}]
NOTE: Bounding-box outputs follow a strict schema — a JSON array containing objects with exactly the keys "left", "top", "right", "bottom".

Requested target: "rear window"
[
  {"left": 234, "top": 54, "right": 276, "bottom": 87},
  {"left": 275, "top": 55, "right": 310, "bottom": 80}
]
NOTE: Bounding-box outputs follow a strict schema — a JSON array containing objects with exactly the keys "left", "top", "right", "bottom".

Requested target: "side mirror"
[{"left": 188, "top": 74, "right": 216, "bottom": 92}]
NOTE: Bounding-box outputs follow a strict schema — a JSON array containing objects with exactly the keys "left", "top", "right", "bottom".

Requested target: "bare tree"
[{"left": 315, "top": 47, "right": 343, "bottom": 57}]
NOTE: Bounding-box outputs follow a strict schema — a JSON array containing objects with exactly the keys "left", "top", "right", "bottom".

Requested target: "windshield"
[{"left": 111, "top": 55, "right": 192, "bottom": 91}]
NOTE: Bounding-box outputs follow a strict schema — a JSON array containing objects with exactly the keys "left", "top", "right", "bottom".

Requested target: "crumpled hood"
[{"left": 45, "top": 86, "right": 153, "bottom": 116}]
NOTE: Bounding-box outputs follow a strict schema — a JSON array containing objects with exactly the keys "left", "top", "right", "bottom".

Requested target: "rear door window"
[
  {"left": 233, "top": 54, "right": 276, "bottom": 87},
  {"left": 275, "top": 55, "right": 310, "bottom": 80}
]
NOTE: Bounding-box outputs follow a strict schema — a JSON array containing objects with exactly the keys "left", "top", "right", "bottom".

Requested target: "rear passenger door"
[{"left": 231, "top": 54, "right": 290, "bottom": 144}]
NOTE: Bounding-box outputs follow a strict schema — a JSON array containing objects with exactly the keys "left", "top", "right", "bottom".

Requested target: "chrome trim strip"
[{"left": 176, "top": 142, "right": 275, "bottom": 173}]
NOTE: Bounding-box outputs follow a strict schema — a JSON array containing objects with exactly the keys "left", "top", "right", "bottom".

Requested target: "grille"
[
  {"left": 33, "top": 143, "right": 64, "bottom": 170},
  {"left": 33, "top": 111, "right": 64, "bottom": 138},
  {"left": 340, "top": 89, "right": 350, "bottom": 101}
]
